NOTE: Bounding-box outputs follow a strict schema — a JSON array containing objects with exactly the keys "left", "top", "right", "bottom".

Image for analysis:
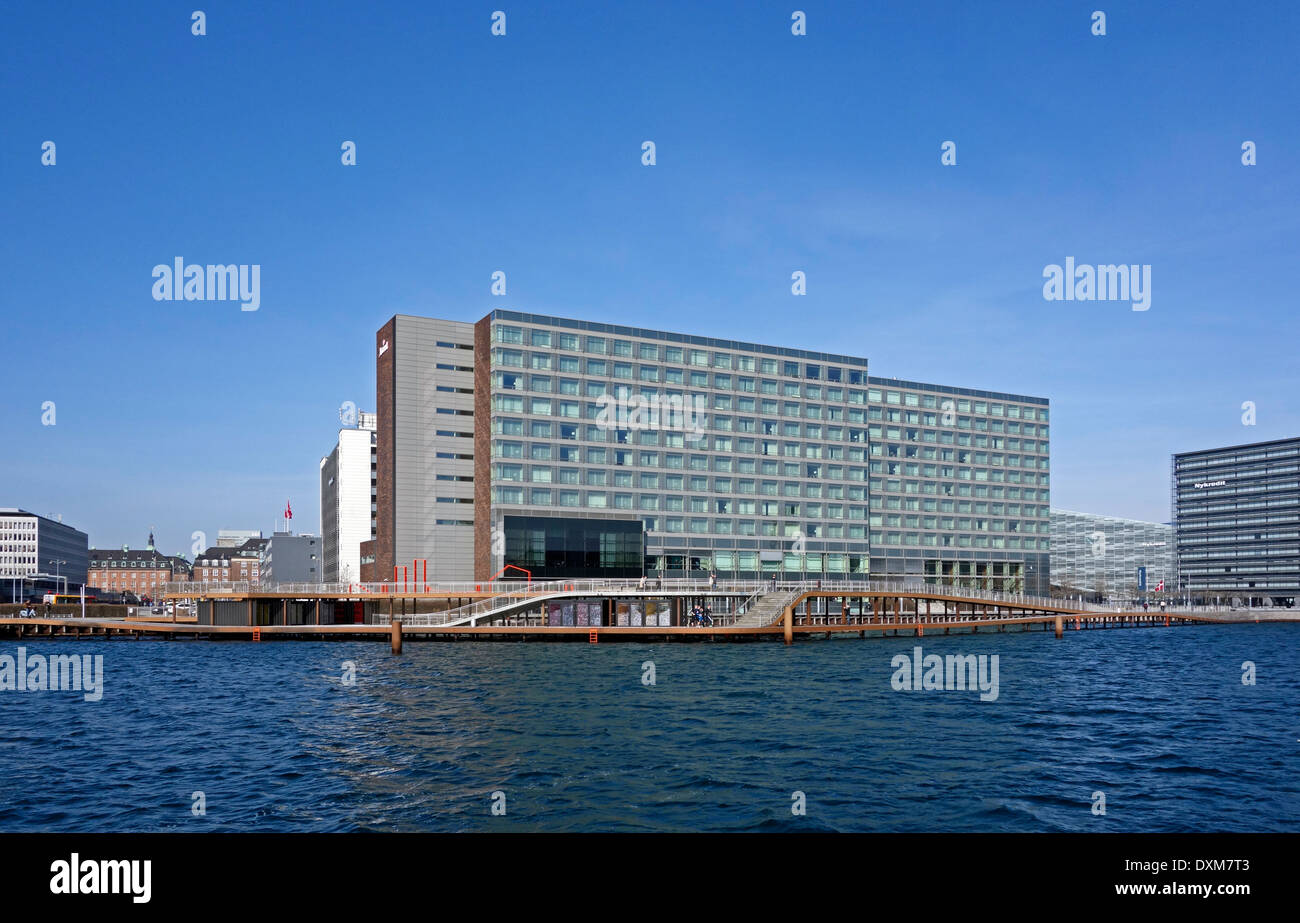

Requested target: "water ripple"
[{"left": 1, "top": 625, "right": 1298, "bottom": 830}]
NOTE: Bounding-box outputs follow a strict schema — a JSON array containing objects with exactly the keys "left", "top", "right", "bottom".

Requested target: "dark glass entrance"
[{"left": 503, "top": 516, "right": 644, "bottom": 579}]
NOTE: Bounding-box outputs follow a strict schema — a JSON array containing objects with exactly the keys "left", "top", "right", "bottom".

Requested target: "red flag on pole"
[{"left": 285, "top": 500, "right": 293, "bottom": 520}]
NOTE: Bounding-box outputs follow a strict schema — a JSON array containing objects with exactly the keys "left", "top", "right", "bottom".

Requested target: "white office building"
[
  {"left": 320, "top": 411, "right": 378, "bottom": 583},
  {"left": 0, "top": 507, "right": 90, "bottom": 600}
]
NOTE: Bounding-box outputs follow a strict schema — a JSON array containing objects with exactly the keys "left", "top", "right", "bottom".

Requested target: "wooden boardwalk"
[{"left": 1, "top": 608, "right": 1289, "bottom": 647}]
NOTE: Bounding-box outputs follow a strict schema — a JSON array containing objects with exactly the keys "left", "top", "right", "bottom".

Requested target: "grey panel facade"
[
  {"left": 1173, "top": 437, "right": 1299, "bottom": 603},
  {"left": 260, "top": 533, "right": 321, "bottom": 585},
  {"left": 391, "top": 316, "right": 476, "bottom": 582}
]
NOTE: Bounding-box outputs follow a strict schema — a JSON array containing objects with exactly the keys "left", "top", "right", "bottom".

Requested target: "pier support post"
[
  {"left": 1054, "top": 615, "right": 1063, "bottom": 639},
  {"left": 783, "top": 606, "right": 793, "bottom": 645},
  {"left": 391, "top": 619, "right": 403, "bottom": 655}
]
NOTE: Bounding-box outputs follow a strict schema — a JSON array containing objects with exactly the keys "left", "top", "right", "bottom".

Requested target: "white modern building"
[
  {"left": 320, "top": 411, "right": 378, "bottom": 583},
  {"left": 0, "top": 508, "right": 90, "bottom": 601}
]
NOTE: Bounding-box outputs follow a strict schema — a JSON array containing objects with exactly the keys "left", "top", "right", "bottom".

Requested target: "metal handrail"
[{"left": 165, "top": 576, "right": 1240, "bottom": 616}]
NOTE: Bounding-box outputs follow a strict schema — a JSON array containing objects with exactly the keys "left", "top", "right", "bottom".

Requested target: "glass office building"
[
  {"left": 373, "top": 311, "right": 1051, "bottom": 594},
  {"left": 1050, "top": 508, "right": 1175, "bottom": 600},
  {"left": 1172, "top": 437, "right": 1300, "bottom": 605}
]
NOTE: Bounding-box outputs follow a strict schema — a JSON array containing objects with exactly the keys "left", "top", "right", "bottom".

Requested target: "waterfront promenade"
[{"left": 1, "top": 579, "right": 1291, "bottom": 646}]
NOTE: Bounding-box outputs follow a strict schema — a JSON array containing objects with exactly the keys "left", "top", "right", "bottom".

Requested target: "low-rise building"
[
  {"left": 193, "top": 537, "right": 267, "bottom": 586},
  {"left": 88, "top": 538, "right": 191, "bottom": 602}
]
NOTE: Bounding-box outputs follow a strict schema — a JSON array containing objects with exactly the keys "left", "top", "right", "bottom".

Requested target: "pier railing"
[
  {"left": 166, "top": 577, "right": 1229, "bottom": 618},
  {"left": 374, "top": 579, "right": 769, "bottom": 627}
]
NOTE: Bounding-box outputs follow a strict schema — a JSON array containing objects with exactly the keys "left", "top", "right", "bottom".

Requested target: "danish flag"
[
  {"left": 1154, "top": 579, "right": 1164, "bottom": 592},
  {"left": 285, "top": 500, "right": 293, "bottom": 520}
]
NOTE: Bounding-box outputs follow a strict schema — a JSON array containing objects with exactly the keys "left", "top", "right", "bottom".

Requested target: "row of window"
[
  {"left": 492, "top": 367, "right": 1046, "bottom": 425},
  {"left": 1177, "top": 447, "right": 1299, "bottom": 469},
  {"left": 1178, "top": 513, "right": 1299, "bottom": 529},
  {"left": 486, "top": 418, "right": 1046, "bottom": 457},
  {"left": 494, "top": 439, "right": 867, "bottom": 463},
  {"left": 875, "top": 534, "right": 1050, "bottom": 550},
  {"left": 492, "top": 326, "right": 863, "bottom": 381},
  {"left": 494, "top": 392, "right": 849, "bottom": 420},
  {"left": 1179, "top": 530, "right": 1300, "bottom": 544},
  {"left": 1174, "top": 464, "right": 1299, "bottom": 486},
  {"left": 871, "top": 489, "right": 1047, "bottom": 508},
  {"left": 1179, "top": 546, "right": 1299, "bottom": 560},
  {"left": 494, "top": 461, "right": 871, "bottom": 484},
  {"left": 487, "top": 460, "right": 1049, "bottom": 500},
  {"left": 497, "top": 368, "right": 864, "bottom": 399},
  {"left": 875, "top": 457, "right": 1045, "bottom": 475},
  {"left": 489, "top": 395, "right": 1051, "bottom": 443}
]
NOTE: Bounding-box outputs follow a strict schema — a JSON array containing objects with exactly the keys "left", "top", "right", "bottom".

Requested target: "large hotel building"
[
  {"left": 366, "top": 311, "right": 1052, "bottom": 594},
  {"left": 1172, "top": 436, "right": 1300, "bottom": 605}
]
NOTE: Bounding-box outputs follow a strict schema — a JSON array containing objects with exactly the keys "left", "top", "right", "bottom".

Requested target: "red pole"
[{"left": 403, "top": 566, "right": 408, "bottom": 592}]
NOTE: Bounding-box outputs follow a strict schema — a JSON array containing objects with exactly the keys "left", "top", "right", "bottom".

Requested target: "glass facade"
[
  {"left": 866, "top": 378, "right": 1051, "bottom": 595},
  {"left": 503, "top": 515, "right": 643, "bottom": 578},
  {"left": 1050, "top": 508, "right": 1175, "bottom": 600},
  {"left": 489, "top": 311, "right": 872, "bottom": 580},
  {"left": 482, "top": 311, "right": 1050, "bottom": 592},
  {"left": 1173, "top": 437, "right": 1299, "bottom": 604}
]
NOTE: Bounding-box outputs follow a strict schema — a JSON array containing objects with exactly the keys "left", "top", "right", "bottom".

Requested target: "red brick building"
[{"left": 88, "top": 542, "right": 192, "bottom": 603}]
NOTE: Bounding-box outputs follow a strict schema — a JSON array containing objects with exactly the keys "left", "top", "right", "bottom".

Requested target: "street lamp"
[{"left": 48, "top": 559, "right": 67, "bottom": 595}]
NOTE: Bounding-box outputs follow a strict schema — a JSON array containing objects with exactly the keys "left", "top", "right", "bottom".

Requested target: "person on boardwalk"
[{"left": 709, "top": 570, "right": 717, "bottom": 590}]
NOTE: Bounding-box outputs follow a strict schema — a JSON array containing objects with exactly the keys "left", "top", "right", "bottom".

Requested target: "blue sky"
[{"left": 2, "top": 1, "right": 1297, "bottom": 557}]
